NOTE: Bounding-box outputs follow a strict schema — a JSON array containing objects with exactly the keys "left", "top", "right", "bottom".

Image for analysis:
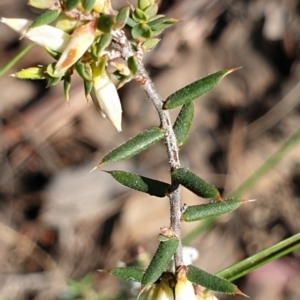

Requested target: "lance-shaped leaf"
[
  {"left": 164, "top": 68, "right": 239, "bottom": 110},
  {"left": 148, "top": 18, "right": 178, "bottom": 36},
  {"left": 173, "top": 102, "right": 194, "bottom": 147},
  {"left": 96, "top": 127, "right": 165, "bottom": 167},
  {"left": 12, "top": 67, "right": 46, "bottom": 80},
  {"left": 142, "top": 38, "right": 160, "bottom": 51},
  {"left": 28, "top": 9, "right": 61, "bottom": 29},
  {"left": 142, "top": 237, "right": 179, "bottom": 286},
  {"left": 127, "top": 56, "right": 138, "bottom": 75},
  {"left": 186, "top": 265, "right": 245, "bottom": 296},
  {"left": 109, "top": 266, "right": 145, "bottom": 282},
  {"left": 84, "top": 79, "right": 93, "bottom": 98},
  {"left": 182, "top": 197, "right": 242, "bottom": 222},
  {"left": 29, "top": 0, "right": 59, "bottom": 9},
  {"left": 138, "top": 0, "right": 150, "bottom": 10},
  {"left": 172, "top": 168, "right": 222, "bottom": 201},
  {"left": 105, "top": 170, "right": 170, "bottom": 197}
]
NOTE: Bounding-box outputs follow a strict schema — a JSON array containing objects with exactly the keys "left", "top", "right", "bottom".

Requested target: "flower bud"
[
  {"left": 54, "top": 19, "right": 97, "bottom": 74},
  {"left": 92, "top": 64, "right": 122, "bottom": 132},
  {"left": 0, "top": 18, "right": 70, "bottom": 52},
  {"left": 175, "top": 266, "right": 197, "bottom": 300}
]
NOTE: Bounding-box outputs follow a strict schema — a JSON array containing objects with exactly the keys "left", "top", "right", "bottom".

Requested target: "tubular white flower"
[
  {"left": 54, "top": 19, "right": 97, "bottom": 74},
  {"left": 92, "top": 71, "right": 122, "bottom": 132},
  {"left": 156, "top": 280, "right": 175, "bottom": 300},
  {"left": 175, "top": 266, "right": 197, "bottom": 300},
  {"left": 0, "top": 18, "right": 70, "bottom": 52}
]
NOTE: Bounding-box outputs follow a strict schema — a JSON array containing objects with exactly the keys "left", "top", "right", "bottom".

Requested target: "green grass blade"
[
  {"left": 0, "top": 44, "right": 33, "bottom": 77},
  {"left": 216, "top": 233, "right": 300, "bottom": 282}
]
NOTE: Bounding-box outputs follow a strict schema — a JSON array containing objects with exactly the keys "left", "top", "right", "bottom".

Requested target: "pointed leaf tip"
[
  {"left": 164, "top": 68, "right": 241, "bottom": 110},
  {"left": 235, "top": 288, "right": 249, "bottom": 298}
]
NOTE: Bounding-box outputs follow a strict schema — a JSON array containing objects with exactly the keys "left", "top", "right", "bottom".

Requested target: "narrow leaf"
[
  {"left": 105, "top": 170, "right": 170, "bottom": 197},
  {"left": 182, "top": 197, "right": 242, "bottom": 222},
  {"left": 148, "top": 18, "right": 178, "bottom": 36},
  {"left": 144, "top": 4, "right": 158, "bottom": 19},
  {"left": 109, "top": 267, "right": 145, "bottom": 282},
  {"left": 164, "top": 68, "right": 239, "bottom": 110},
  {"left": 28, "top": 9, "right": 61, "bottom": 29},
  {"left": 84, "top": 79, "right": 93, "bottom": 99},
  {"left": 142, "top": 237, "right": 179, "bottom": 286},
  {"left": 96, "top": 126, "right": 165, "bottom": 167},
  {"left": 173, "top": 102, "right": 194, "bottom": 147},
  {"left": 187, "top": 265, "right": 239, "bottom": 295},
  {"left": 172, "top": 168, "right": 222, "bottom": 201}
]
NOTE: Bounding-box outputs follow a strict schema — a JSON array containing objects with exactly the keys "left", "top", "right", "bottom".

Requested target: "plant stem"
[{"left": 112, "top": 31, "right": 183, "bottom": 267}]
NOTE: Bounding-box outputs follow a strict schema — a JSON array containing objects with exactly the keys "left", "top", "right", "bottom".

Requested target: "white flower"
[
  {"left": 175, "top": 266, "right": 197, "bottom": 300},
  {"left": 92, "top": 71, "right": 122, "bottom": 132},
  {"left": 0, "top": 18, "right": 70, "bottom": 52}
]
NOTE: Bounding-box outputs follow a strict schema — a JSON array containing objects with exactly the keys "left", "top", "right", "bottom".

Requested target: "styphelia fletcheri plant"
[{"left": 1, "top": 0, "right": 253, "bottom": 299}]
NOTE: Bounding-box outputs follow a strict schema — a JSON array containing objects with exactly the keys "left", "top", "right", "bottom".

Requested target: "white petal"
[{"left": 1, "top": 18, "right": 70, "bottom": 52}]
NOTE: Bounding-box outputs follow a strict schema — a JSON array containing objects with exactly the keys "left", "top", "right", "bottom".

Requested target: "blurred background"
[{"left": 1, "top": 0, "right": 300, "bottom": 299}]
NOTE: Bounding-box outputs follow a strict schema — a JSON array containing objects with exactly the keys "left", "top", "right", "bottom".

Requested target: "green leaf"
[
  {"left": 142, "top": 237, "right": 179, "bottom": 286},
  {"left": 172, "top": 168, "right": 222, "bottom": 201},
  {"left": 126, "top": 17, "right": 137, "bottom": 28},
  {"left": 173, "top": 102, "right": 194, "bottom": 147},
  {"left": 96, "top": 126, "right": 165, "bottom": 167},
  {"left": 28, "top": 0, "right": 58, "bottom": 9},
  {"left": 217, "top": 233, "right": 300, "bottom": 282},
  {"left": 94, "top": 33, "right": 111, "bottom": 56},
  {"left": 138, "top": 0, "right": 150, "bottom": 11},
  {"left": 116, "top": 7, "right": 130, "bottom": 29},
  {"left": 75, "top": 61, "right": 92, "bottom": 81},
  {"left": 142, "top": 38, "right": 160, "bottom": 51},
  {"left": 144, "top": 4, "right": 158, "bottom": 18},
  {"left": 83, "top": 79, "right": 93, "bottom": 98},
  {"left": 12, "top": 66, "right": 46, "bottom": 80},
  {"left": 131, "top": 24, "right": 152, "bottom": 41},
  {"left": 109, "top": 267, "right": 145, "bottom": 282},
  {"left": 182, "top": 197, "right": 243, "bottom": 222},
  {"left": 29, "top": 9, "right": 61, "bottom": 29},
  {"left": 127, "top": 56, "right": 138, "bottom": 75},
  {"left": 82, "top": 0, "right": 96, "bottom": 13},
  {"left": 105, "top": 170, "right": 170, "bottom": 197},
  {"left": 63, "top": 71, "right": 71, "bottom": 102},
  {"left": 97, "top": 15, "right": 116, "bottom": 33},
  {"left": 164, "top": 68, "right": 238, "bottom": 110},
  {"left": 133, "top": 8, "right": 148, "bottom": 23},
  {"left": 187, "top": 265, "right": 242, "bottom": 295},
  {"left": 148, "top": 18, "right": 178, "bottom": 36},
  {"left": 65, "top": 0, "right": 80, "bottom": 11}
]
